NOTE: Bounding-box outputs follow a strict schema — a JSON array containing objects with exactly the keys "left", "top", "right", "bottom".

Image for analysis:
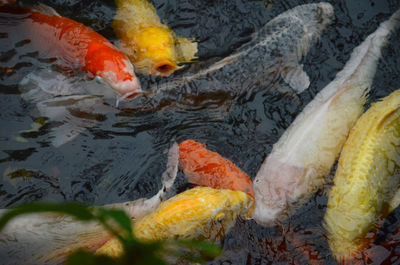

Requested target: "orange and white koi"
[{"left": 2, "top": 4, "right": 142, "bottom": 101}]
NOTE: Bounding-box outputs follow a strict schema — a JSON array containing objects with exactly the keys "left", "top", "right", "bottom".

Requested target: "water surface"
[{"left": 1, "top": 0, "right": 400, "bottom": 264}]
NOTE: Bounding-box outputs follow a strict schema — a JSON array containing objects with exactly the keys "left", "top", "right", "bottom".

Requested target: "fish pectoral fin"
[
  {"left": 31, "top": 3, "right": 61, "bottom": 17},
  {"left": 175, "top": 36, "right": 198, "bottom": 63},
  {"left": 46, "top": 120, "right": 93, "bottom": 148},
  {"left": 280, "top": 63, "right": 310, "bottom": 93},
  {"left": 36, "top": 95, "right": 101, "bottom": 147}
]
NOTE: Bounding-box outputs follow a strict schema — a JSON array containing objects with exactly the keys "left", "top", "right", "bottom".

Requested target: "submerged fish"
[
  {"left": 131, "top": 3, "right": 334, "bottom": 112},
  {"left": 324, "top": 89, "right": 400, "bottom": 262},
  {"left": 0, "top": 4, "right": 141, "bottom": 100},
  {"left": 0, "top": 5, "right": 143, "bottom": 146},
  {"left": 0, "top": 143, "right": 179, "bottom": 265},
  {"left": 113, "top": 0, "right": 197, "bottom": 76},
  {"left": 95, "top": 186, "right": 254, "bottom": 257},
  {"left": 253, "top": 9, "right": 400, "bottom": 226},
  {"left": 179, "top": 139, "right": 254, "bottom": 197}
]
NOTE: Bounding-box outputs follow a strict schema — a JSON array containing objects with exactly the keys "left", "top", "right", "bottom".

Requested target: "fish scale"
[{"left": 324, "top": 90, "right": 400, "bottom": 261}]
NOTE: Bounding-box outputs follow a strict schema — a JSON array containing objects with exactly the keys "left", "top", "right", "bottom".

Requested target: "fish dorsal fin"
[
  {"left": 175, "top": 36, "right": 198, "bottom": 63},
  {"left": 281, "top": 63, "right": 310, "bottom": 93},
  {"left": 31, "top": 3, "right": 61, "bottom": 17}
]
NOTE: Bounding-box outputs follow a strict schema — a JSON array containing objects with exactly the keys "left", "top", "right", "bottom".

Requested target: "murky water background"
[{"left": 1, "top": 0, "right": 400, "bottom": 264}]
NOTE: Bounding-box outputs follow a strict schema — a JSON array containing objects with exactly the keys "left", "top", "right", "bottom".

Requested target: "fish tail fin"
[
  {"left": 175, "top": 36, "right": 198, "bottom": 63},
  {"left": 281, "top": 63, "right": 310, "bottom": 93},
  {"left": 376, "top": 8, "right": 400, "bottom": 37}
]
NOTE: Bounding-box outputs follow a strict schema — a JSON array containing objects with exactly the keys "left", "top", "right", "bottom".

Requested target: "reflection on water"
[{"left": 1, "top": 0, "right": 400, "bottom": 264}]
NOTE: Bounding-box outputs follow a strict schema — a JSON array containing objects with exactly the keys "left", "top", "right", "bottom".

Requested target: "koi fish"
[
  {"left": 0, "top": 143, "right": 179, "bottom": 265},
  {"left": 95, "top": 186, "right": 254, "bottom": 257},
  {"left": 0, "top": 4, "right": 143, "bottom": 146},
  {"left": 1, "top": 4, "right": 141, "bottom": 100},
  {"left": 129, "top": 3, "right": 334, "bottom": 113},
  {"left": 324, "top": 89, "right": 400, "bottom": 262},
  {"left": 253, "top": 9, "right": 400, "bottom": 226},
  {"left": 179, "top": 139, "right": 254, "bottom": 197},
  {"left": 113, "top": 0, "right": 197, "bottom": 76}
]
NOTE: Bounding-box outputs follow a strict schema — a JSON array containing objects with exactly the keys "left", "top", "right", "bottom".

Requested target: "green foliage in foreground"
[{"left": 0, "top": 202, "right": 221, "bottom": 265}]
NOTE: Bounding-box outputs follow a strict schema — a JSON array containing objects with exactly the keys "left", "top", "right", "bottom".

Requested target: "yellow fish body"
[
  {"left": 324, "top": 89, "right": 400, "bottom": 261},
  {"left": 96, "top": 186, "right": 254, "bottom": 257},
  {"left": 113, "top": 0, "right": 198, "bottom": 76}
]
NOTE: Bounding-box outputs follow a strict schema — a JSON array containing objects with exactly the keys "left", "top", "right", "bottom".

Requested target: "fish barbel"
[
  {"left": 179, "top": 139, "right": 254, "bottom": 197},
  {"left": 253, "top": 9, "right": 400, "bottom": 226},
  {"left": 95, "top": 186, "right": 254, "bottom": 257},
  {"left": 0, "top": 4, "right": 142, "bottom": 100},
  {"left": 0, "top": 143, "right": 179, "bottom": 265},
  {"left": 113, "top": 0, "right": 197, "bottom": 76},
  {"left": 324, "top": 89, "right": 400, "bottom": 262},
  {"left": 131, "top": 3, "right": 334, "bottom": 112}
]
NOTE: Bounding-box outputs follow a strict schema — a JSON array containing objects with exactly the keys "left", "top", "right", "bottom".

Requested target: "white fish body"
[
  {"left": 0, "top": 143, "right": 179, "bottom": 265},
  {"left": 253, "top": 9, "right": 400, "bottom": 226}
]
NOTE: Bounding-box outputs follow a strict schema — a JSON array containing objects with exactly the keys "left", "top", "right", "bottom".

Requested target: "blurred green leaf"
[
  {"left": 165, "top": 239, "right": 222, "bottom": 263},
  {"left": 96, "top": 208, "right": 134, "bottom": 241},
  {"left": 66, "top": 250, "right": 116, "bottom": 265}
]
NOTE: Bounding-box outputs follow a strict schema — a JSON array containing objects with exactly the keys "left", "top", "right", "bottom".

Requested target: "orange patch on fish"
[{"left": 179, "top": 140, "right": 254, "bottom": 198}]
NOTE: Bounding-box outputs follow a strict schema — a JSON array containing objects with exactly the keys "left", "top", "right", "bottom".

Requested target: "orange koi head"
[
  {"left": 85, "top": 43, "right": 142, "bottom": 101},
  {"left": 179, "top": 140, "right": 255, "bottom": 198}
]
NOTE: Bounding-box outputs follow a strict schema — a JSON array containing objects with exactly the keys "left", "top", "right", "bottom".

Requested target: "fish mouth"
[
  {"left": 116, "top": 90, "right": 143, "bottom": 106},
  {"left": 120, "top": 90, "right": 142, "bottom": 101},
  {"left": 152, "top": 60, "right": 180, "bottom": 76}
]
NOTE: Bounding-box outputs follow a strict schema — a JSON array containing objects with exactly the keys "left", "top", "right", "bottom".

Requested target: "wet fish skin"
[
  {"left": 113, "top": 0, "right": 198, "bottom": 77},
  {"left": 133, "top": 3, "right": 334, "bottom": 111},
  {"left": 0, "top": 4, "right": 141, "bottom": 100},
  {"left": 253, "top": 9, "right": 400, "bottom": 227},
  {"left": 324, "top": 89, "right": 400, "bottom": 262},
  {"left": 0, "top": 143, "right": 179, "bottom": 265},
  {"left": 95, "top": 186, "right": 254, "bottom": 257},
  {"left": 179, "top": 139, "right": 254, "bottom": 198}
]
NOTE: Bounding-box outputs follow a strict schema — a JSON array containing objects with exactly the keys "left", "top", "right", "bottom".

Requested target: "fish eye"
[{"left": 95, "top": 76, "right": 104, "bottom": 84}]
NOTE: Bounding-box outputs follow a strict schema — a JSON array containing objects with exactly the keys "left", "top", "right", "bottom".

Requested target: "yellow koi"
[
  {"left": 324, "top": 89, "right": 400, "bottom": 262},
  {"left": 96, "top": 186, "right": 254, "bottom": 257},
  {"left": 113, "top": 0, "right": 198, "bottom": 76}
]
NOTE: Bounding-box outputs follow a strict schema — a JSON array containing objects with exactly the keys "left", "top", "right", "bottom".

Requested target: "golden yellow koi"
[
  {"left": 324, "top": 89, "right": 400, "bottom": 262},
  {"left": 113, "top": 0, "right": 198, "bottom": 76},
  {"left": 96, "top": 186, "right": 254, "bottom": 257}
]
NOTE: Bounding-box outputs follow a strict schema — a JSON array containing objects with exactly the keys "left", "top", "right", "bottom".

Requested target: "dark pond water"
[{"left": 1, "top": 0, "right": 400, "bottom": 264}]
